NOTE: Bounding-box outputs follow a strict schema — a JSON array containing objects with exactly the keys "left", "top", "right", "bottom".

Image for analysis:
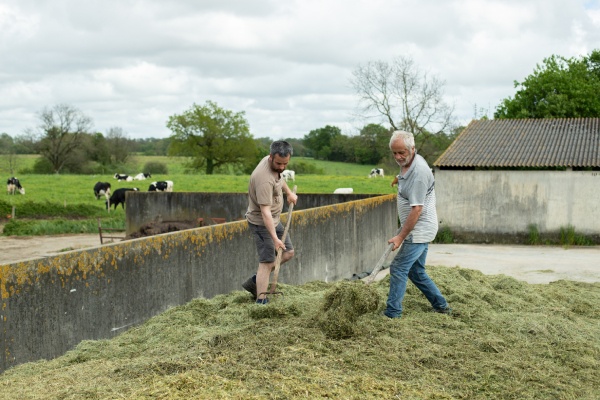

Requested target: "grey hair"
[
  {"left": 389, "top": 130, "right": 415, "bottom": 149},
  {"left": 270, "top": 140, "right": 293, "bottom": 157}
]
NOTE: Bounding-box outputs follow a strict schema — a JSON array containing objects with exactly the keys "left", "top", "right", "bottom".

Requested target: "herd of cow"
[
  {"left": 6, "top": 174, "right": 174, "bottom": 211},
  {"left": 95, "top": 173, "right": 175, "bottom": 209}
]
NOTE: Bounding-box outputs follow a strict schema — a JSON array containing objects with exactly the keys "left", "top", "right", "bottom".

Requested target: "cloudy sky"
[{"left": 1, "top": 0, "right": 599, "bottom": 140}]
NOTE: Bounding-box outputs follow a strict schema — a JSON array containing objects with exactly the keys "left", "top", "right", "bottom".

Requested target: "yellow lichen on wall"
[
  {"left": 0, "top": 199, "right": 388, "bottom": 301},
  {"left": 0, "top": 220, "right": 250, "bottom": 300},
  {"left": 283, "top": 195, "right": 394, "bottom": 227}
]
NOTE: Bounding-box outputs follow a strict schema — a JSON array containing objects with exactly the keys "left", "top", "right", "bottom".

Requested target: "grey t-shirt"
[{"left": 396, "top": 153, "right": 438, "bottom": 243}]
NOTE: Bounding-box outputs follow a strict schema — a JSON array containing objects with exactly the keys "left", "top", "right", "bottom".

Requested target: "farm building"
[{"left": 433, "top": 118, "right": 600, "bottom": 243}]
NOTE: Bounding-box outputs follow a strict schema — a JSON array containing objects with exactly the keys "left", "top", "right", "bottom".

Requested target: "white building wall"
[{"left": 434, "top": 169, "right": 600, "bottom": 235}]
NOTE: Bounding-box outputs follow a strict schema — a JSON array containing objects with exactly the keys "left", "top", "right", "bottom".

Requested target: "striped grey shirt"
[{"left": 396, "top": 153, "right": 438, "bottom": 243}]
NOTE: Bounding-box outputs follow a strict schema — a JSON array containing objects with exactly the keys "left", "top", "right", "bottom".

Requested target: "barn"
[{"left": 433, "top": 118, "right": 600, "bottom": 243}]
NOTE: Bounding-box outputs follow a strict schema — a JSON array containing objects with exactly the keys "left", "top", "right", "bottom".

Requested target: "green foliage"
[
  {"left": 495, "top": 49, "right": 600, "bottom": 118},
  {"left": 354, "top": 123, "right": 390, "bottom": 164},
  {"left": 142, "top": 161, "right": 168, "bottom": 175},
  {"left": 3, "top": 217, "right": 123, "bottom": 236},
  {"left": 31, "top": 157, "right": 55, "bottom": 174},
  {"left": 415, "top": 130, "right": 459, "bottom": 166},
  {"left": 0, "top": 199, "right": 102, "bottom": 218},
  {"left": 560, "top": 225, "right": 594, "bottom": 247},
  {"left": 286, "top": 161, "right": 325, "bottom": 175},
  {"left": 528, "top": 224, "right": 540, "bottom": 245},
  {"left": 303, "top": 125, "right": 341, "bottom": 160},
  {"left": 433, "top": 226, "right": 454, "bottom": 244},
  {"left": 167, "top": 101, "right": 256, "bottom": 174}
]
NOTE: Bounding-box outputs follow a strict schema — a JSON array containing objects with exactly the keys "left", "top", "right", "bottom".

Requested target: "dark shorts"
[{"left": 248, "top": 222, "right": 293, "bottom": 263}]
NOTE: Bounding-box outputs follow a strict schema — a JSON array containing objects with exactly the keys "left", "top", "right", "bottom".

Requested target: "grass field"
[
  {"left": 1, "top": 154, "right": 386, "bottom": 178},
  {"left": 1, "top": 155, "right": 395, "bottom": 236}
]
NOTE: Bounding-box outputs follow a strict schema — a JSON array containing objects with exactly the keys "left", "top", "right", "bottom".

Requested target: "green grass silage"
[{"left": 1, "top": 267, "right": 598, "bottom": 399}]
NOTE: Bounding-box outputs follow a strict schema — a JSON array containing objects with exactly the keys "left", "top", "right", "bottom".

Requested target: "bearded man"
[
  {"left": 243, "top": 141, "right": 298, "bottom": 304},
  {"left": 384, "top": 131, "right": 452, "bottom": 318}
]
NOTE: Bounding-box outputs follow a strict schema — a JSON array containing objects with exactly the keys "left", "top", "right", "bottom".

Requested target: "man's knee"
[{"left": 283, "top": 249, "right": 294, "bottom": 261}]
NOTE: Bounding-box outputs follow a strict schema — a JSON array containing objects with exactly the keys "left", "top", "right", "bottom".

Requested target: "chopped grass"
[{"left": 1, "top": 266, "right": 599, "bottom": 399}]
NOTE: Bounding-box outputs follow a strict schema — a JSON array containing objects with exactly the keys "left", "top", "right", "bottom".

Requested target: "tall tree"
[
  {"left": 355, "top": 123, "right": 390, "bottom": 165},
  {"left": 0, "top": 133, "right": 19, "bottom": 174},
  {"left": 350, "top": 55, "right": 455, "bottom": 145},
  {"left": 495, "top": 49, "right": 600, "bottom": 118},
  {"left": 303, "top": 125, "right": 342, "bottom": 160},
  {"left": 167, "top": 101, "right": 256, "bottom": 174},
  {"left": 85, "top": 132, "right": 112, "bottom": 166},
  {"left": 32, "top": 104, "right": 93, "bottom": 173},
  {"left": 106, "top": 127, "right": 130, "bottom": 164}
]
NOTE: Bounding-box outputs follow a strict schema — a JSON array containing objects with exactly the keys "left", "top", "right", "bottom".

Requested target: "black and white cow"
[
  {"left": 7, "top": 177, "right": 25, "bottom": 195},
  {"left": 114, "top": 173, "right": 133, "bottom": 182},
  {"left": 93, "top": 182, "right": 112, "bottom": 200},
  {"left": 148, "top": 180, "right": 173, "bottom": 192},
  {"left": 368, "top": 168, "right": 384, "bottom": 178},
  {"left": 282, "top": 170, "right": 295, "bottom": 182},
  {"left": 105, "top": 188, "right": 139, "bottom": 210},
  {"left": 133, "top": 172, "right": 152, "bottom": 180}
]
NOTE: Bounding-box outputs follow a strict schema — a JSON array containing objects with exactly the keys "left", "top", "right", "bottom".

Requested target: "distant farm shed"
[{"left": 433, "top": 118, "right": 600, "bottom": 243}]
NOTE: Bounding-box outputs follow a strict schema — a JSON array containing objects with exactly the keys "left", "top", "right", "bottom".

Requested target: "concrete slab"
[{"left": 373, "top": 244, "right": 600, "bottom": 284}]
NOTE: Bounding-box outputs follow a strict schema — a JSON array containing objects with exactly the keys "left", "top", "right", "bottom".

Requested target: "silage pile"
[{"left": 1, "top": 266, "right": 599, "bottom": 399}]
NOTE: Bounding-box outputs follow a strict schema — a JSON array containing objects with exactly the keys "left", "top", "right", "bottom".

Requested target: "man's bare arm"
[{"left": 388, "top": 205, "right": 422, "bottom": 250}]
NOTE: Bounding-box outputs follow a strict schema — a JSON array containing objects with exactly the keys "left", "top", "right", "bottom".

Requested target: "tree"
[
  {"left": 82, "top": 133, "right": 110, "bottom": 166},
  {"left": 32, "top": 104, "right": 93, "bottom": 173},
  {"left": 354, "top": 123, "right": 390, "bottom": 165},
  {"left": 350, "top": 55, "right": 455, "bottom": 147},
  {"left": 166, "top": 101, "right": 256, "bottom": 174},
  {"left": 495, "top": 49, "right": 600, "bottom": 118},
  {"left": 303, "top": 125, "right": 342, "bottom": 160},
  {"left": 0, "top": 133, "right": 19, "bottom": 174},
  {"left": 106, "top": 127, "right": 130, "bottom": 164}
]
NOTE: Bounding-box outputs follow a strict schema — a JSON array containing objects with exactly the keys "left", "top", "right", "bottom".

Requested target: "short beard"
[
  {"left": 269, "top": 159, "right": 284, "bottom": 173},
  {"left": 396, "top": 152, "right": 414, "bottom": 168}
]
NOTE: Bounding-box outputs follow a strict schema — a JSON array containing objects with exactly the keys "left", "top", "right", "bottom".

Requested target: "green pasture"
[
  {"left": 2, "top": 171, "right": 394, "bottom": 206},
  {"left": 1, "top": 155, "right": 395, "bottom": 236},
  {"left": 1, "top": 154, "right": 384, "bottom": 178}
]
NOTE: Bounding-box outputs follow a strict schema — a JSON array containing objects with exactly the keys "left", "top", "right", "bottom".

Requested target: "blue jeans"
[{"left": 384, "top": 238, "right": 448, "bottom": 318}]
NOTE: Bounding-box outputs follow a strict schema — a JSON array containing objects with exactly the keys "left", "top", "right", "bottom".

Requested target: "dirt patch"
[
  {"left": 0, "top": 221, "right": 204, "bottom": 265},
  {"left": 0, "top": 234, "right": 102, "bottom": 265}
]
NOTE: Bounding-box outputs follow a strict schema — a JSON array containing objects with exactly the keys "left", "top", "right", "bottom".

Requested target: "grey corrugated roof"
[{"left": 434, "top": 118, "right": 600, "bottom": 168}]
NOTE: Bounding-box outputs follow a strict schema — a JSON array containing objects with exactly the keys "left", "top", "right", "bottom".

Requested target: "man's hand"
[
  {"left": 274, "top": 237, "right": 286, "bottom": 251},
  {"left": 391, "top": 176, "right": 398, "bottom": 187},
  {"left": 388, "top": 235, "right": 403, "bottom": 251},
  {"left": 287, "top": 192, "right": 298, "bottom": 206}
]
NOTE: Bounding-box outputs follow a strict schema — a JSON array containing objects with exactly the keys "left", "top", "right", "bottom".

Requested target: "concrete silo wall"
[{"left": 0, "top": 194, "right": 396, "bottom": 372}]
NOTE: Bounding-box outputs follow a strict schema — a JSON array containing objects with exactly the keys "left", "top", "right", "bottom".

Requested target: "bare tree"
[
  {"left": 350, "top": 55, "right": 455, "bottom": 149},
  {"left": 106, "top": 126, "right": 130, "bottom": 164},
  {"left": 32, "top": 104, "right": 93, "bottom": 173}
]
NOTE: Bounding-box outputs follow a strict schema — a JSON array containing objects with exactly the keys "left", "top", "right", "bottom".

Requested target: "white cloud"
[{"left": 0, "top": 0, "right": 598, "bottom": 139}]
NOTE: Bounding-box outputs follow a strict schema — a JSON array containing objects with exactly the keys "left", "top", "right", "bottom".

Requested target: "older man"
[
  {"left": 384, "top": 130, "right": 451, "bottom": 318},
  {"left": 242, "top": 141, "right": 298, "bottom": 304}
]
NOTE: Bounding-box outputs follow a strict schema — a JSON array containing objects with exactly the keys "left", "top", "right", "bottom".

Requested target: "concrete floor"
[{"left": 374, "top": 243, "right": 600, "bottom": 284}]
